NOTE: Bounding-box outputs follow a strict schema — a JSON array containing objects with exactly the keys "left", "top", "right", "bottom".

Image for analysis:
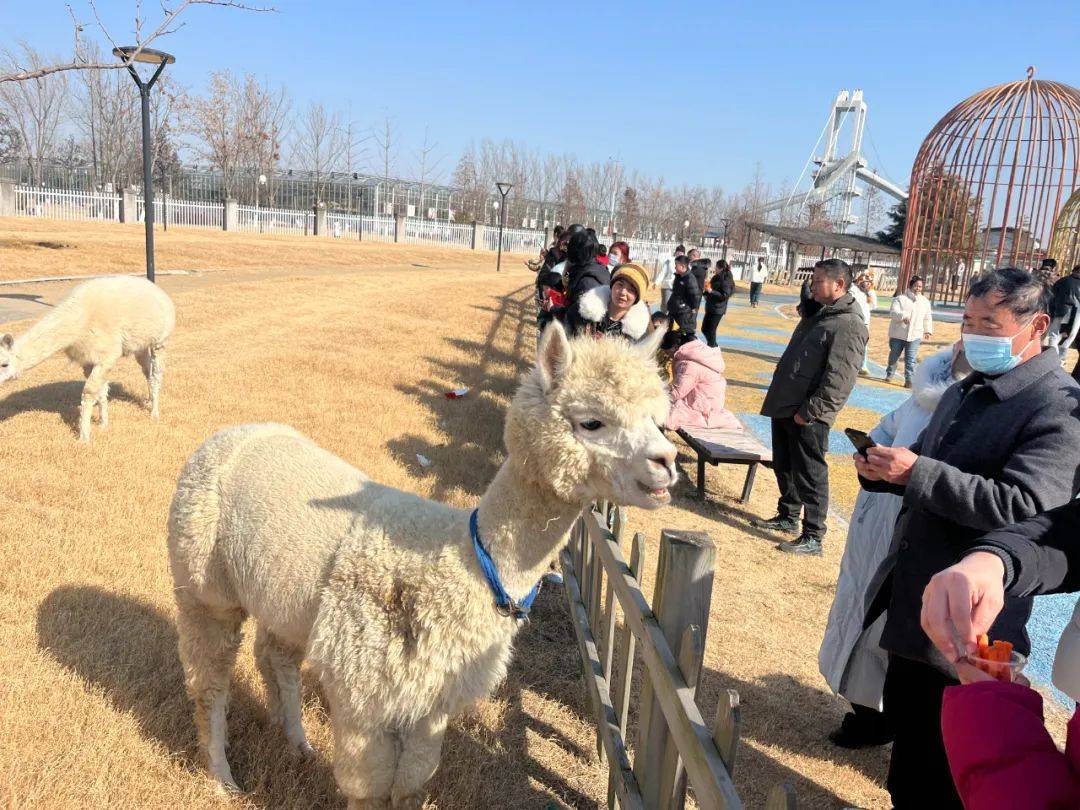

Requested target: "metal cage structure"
[
  {"left": 899, "top": 70, "right": 1080, "bottom": 304},
  {"left": 1050, "top": 186, "right": 1080, "bottom": 273}
]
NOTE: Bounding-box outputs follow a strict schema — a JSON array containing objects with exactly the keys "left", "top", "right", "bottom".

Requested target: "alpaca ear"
[
  {"left": 537, "top": 320, "right": 572, "bottom": 392},
  {"left": 632, "top": 323, "right": 666, "bottom": 359},
  {"left": 0, "top": 334, "right": 12, "bottom": 350}
]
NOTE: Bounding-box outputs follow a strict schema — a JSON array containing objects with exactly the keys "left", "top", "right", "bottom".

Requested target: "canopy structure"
[
  {"left": 1050, "top": 187, "right": 1080, "bottom": 273},
  {"left": 745, "top": 221, "right": 900, "bottom": 256}
]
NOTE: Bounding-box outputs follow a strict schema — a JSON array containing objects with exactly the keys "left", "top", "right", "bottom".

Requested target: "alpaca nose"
[{"left": 649, "top": 446, "right": 676, "bottom": 472}]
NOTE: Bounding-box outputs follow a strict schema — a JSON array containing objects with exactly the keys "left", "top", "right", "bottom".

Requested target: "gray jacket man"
[{"left": 753, "top": 259, "right": 868, "bottom": 555}]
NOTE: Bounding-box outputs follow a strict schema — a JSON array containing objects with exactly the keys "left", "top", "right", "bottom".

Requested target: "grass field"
[{"left": 0, "top": 216, "right": 1009, "bottom": 809}]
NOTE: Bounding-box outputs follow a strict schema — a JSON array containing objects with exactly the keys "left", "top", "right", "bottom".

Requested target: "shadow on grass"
[
  {"left": 387, "top": 284, "right": 534, "bottom": 501},
  {"left": 36, "top": 583, "right": 596, "bottom": 808},
  {"left": 0, "top": 379, "right": 145, "bottom": 434}
]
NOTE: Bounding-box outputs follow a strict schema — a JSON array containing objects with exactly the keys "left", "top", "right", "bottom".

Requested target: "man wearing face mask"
[{"left": 852, "top": 267, "right": 1080, "bottom": 808}]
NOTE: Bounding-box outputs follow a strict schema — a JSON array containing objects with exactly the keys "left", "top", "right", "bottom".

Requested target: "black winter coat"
[
  {"left": 556, "top": 260, "right": 610, "bottom": 337},
  {"left": 760, "top": 293, "right": 867, "bottom": 425},
  {"left": 666, "top": 271, "right": 701, "bottom": 331},
  {"left": 1050, "top": 274, "right": 1080, "bottom": 321},
  {"left": 704, "top": 268, "right": 735, "bottom": 315},
  {"left": 690, "top": 260, "right": 710, "bottom": 302},
  {"left": 859, "top": 349, "right": 1080, "bottom": 674}
]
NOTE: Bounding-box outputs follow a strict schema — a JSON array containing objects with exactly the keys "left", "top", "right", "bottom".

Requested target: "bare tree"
[
  {"left": 292, "top": 101, "right": 345, "bottom": 206},
  {"left": 0, "top": 1, "right": 273, "bottom": 84},
  {"left": 0, "top": 110, "right": 20, "bottom": 163},
  {"left": 0, "top": 45, "right": 69, "bottom": 184},
  {"left": 185, "top": 70, "right": 245, "bottom": 197},
  {"left": 413, "top": 126, "right": 444, "bottom": 219}
]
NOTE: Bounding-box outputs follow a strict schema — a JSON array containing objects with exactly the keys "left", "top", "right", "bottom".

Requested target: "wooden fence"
[{"left": 561, "top": 504, "right": 797, "bottom": 810}]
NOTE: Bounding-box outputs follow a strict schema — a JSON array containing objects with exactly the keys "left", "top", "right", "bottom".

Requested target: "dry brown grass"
[{"left": 0, "top": 221, "right": 1028, "bottom": 810}]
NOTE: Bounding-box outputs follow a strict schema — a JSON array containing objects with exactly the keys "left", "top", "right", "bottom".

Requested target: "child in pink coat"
[{"left": 661, "top": 332, "right": 741, "bottom": 431}]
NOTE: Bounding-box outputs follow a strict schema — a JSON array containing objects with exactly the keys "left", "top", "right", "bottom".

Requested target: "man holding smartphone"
[{"left": 752, "top": 258, "right": 868, "bottom": 555}]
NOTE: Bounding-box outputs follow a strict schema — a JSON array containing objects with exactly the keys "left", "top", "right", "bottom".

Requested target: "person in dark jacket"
[
  {"left": 853, "top": 267, "right": 1080, "bottom": 809},
  {"left": 666, "top": 256, "right": 701, "bottom": 335},
  {"left": 702, "top": 259, "right": 735, "bottom": 347},
  {"left": 1049, "top": 263, "right": 1080, "bottom": 358},
  {"left": 752, "top": 258, "right": 867, "bottom": 556},
  {"left": 547, "top": 229, "right": 610, "bottom": 337}
]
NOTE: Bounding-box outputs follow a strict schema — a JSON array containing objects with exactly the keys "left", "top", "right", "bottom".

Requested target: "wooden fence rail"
[{"left": 561, "top": 504, "right": 797, "bottom": 810}]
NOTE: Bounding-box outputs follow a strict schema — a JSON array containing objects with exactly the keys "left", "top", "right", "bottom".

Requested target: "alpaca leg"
[
  {"left": 331, "top": 716, "right": 398, "bottom": 809},
  {"left": 254, "top": 625, "right": 313, "bottom": 755},
  {"left": 391, "top": 712, "right": 448, "bottom": 809},
  {"left": 176, "top": 594, "right": 246, "bottom": 792},
  {"left": 149, "top": 347, "right": 164, "bottom": 419},
  {"left": 97, "top": 381, "right": 109, "bottom": 427},
  {"left": 79, "top": 359, "right": 115, "bottom": 442}
]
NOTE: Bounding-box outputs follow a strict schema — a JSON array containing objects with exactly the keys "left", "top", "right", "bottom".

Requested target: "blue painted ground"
[{"left": 715, "top": 295, "right": 1074, "bottom": 705}]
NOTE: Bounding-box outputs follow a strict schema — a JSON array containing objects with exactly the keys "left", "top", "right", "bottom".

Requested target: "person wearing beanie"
[{"left": 579, "top": 262, "right": 651, "bottom": 341}]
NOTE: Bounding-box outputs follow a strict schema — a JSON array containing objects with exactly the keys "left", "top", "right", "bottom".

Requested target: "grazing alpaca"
[
  {"left": 168, "top": 322, "right": 677, "bottom": 809},
  {"left": 0, "top": 276, "right": 175, "bottom": 441}
]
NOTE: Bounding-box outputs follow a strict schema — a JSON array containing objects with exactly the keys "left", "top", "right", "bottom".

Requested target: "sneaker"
[
  {"left": 904, "top": 379, "right": 913, "bottom": 389},
  {"left": 884, "top": 375, "right": 895, "bottom": 384},
  {"left": 749, "top": 515, "right": 799, "bottom": 534},
  {"left": 777, "top": 535, "right": 823, "bottom": 556},
  {"left": 858, "top": 368, "right": 870, "bottom": 377}
]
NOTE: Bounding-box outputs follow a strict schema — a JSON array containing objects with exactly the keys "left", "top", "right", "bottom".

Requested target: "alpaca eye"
[{"left": 579, "top": 420, "right": 603, "bottom": 431}]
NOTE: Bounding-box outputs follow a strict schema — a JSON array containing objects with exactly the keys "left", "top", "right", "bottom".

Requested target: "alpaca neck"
[
  {"left": 15, "top": 306, "right": 82, "bottom": 372},
  {"left": 476, "top": 459, "right": 583, "bottom": 602}
]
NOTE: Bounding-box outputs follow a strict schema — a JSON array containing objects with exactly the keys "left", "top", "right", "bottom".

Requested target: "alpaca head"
[
  {"left": 0, "top": 334, "right": 15, "bottom": 383},
  {"left": 505, "top": 321, "right": 677, "bottom": 510}
]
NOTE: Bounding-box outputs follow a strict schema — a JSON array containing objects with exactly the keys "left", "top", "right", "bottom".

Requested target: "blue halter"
[{"left": 470, "top": 509, "right": 541, "bottom": 621}]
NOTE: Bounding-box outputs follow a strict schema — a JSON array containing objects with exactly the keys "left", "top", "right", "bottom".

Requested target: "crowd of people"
[{"left": 533, "top": 228, "right": 1080, "bottom": 806}]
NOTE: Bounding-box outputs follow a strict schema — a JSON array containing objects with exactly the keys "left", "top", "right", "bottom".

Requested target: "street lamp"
[
  {"left": 114, "top": 46, "right": 175, "bottom": 283},
  {"left": 495, "top": 181, "right": 513, "bottom": 273}
]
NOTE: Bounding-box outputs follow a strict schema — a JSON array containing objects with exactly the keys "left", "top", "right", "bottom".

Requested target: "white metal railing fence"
[
  {"left": 142, "top": 197, "right": 224, "bottom": 230},
  {"left": 484, "top": 225, "right": 546, "bottom": 255},
  {"left": 403, "top": 218, "right": 474, "bottom": 249},
  {"left": 361, "top": 215, "right": 396, "bottom": 242},
  {"left": 14, "top": 186, "right": 118, "bottom": 221},
  {"left": 236, "top": 204, "right": 311, "bottom": 236}
]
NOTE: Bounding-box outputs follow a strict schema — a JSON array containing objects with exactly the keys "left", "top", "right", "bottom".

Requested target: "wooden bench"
[{"left": 676, "top": 423, "right": 773, "bottom": 503}]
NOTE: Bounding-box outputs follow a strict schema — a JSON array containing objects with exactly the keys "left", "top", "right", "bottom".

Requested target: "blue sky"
[{"left": 5, "top": 0, "right": 1080, "bottom": 193}]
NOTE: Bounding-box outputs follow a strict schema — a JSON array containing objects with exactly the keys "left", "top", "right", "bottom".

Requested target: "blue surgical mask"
[{"left": 961, "top": 319, "right": 1035, "bottom": 375}]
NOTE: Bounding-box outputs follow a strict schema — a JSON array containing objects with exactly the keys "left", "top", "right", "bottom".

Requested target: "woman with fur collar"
[
  {"left": 819, "top": 343, "right": 970, "bottom": 748},
  {"left": 578, "top": 263, "right": 652, "bottom": 341}
]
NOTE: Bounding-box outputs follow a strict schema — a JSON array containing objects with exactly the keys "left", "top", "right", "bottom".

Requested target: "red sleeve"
[{"left": 941, "top": 681, "right": 1080, "bottom": 809}]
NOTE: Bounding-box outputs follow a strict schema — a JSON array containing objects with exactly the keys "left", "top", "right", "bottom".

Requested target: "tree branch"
[{"left": 0, "top": 0, "right": 274, "bottom": 84}]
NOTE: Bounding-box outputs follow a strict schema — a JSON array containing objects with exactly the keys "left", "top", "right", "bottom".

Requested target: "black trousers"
[
  {"left": 770, "top": 417, "right": 829, "bottom": 538},
  {"left": 701, "top": 307, "right": 727, "bottom": 347},
  {"left": 883, "top": 655, "right": 963, "bottom": 809}
]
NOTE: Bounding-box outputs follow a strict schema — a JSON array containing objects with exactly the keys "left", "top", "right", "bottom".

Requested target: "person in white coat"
[
  {"left": 654, "top": 244, "right": 684, "bottom": 313},
  {"left": 885, "top": 276, "right": 934, "bottom": 387},
  {"left": 819, "top": 343, "right": 969, "bottom": 748},
  {"left": 748, "top": 256, "right": 769, "bottom": 307},
  {"left": 851, "top": 274, "right": 878, "bottom": 376}
]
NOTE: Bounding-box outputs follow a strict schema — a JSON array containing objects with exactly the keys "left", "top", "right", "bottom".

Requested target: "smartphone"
[{"left": 844, "top": 427, "right": 877, "bottom": 457}]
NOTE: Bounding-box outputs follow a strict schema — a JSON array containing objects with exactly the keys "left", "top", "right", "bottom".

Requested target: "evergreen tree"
[{"left": 876, "top": 198, "right": 907, "bottom": 248}]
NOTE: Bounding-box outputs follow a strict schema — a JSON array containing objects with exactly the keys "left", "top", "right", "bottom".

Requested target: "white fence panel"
[
  {"left": 403, "top": 219, "right": 473, "bottom": 249},
  {"left": 236, "top": 205, "right": 310, "bottom": 236},
  {"left": 360, "top": 215, "right": 396, "bottom": 242},
  {"left": 149, "top": 198, "right": 224, "bottom": 230},
  {"left": 484, "top": 225, "right": 545, "bottom": 255},
  {"left": 15, "top": 186, "right": 118, "bottom": 221}
]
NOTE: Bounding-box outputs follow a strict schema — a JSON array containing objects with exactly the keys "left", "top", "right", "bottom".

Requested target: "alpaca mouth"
[{"left": 637, "top": 480, "right": 671, "bottom": 502}]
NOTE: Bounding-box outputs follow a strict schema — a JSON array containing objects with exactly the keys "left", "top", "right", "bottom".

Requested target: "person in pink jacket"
[{"left": 661, "top": 331, "right": 741, "bottom": 431}]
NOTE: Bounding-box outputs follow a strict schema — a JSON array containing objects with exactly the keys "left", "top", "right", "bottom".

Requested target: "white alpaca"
[
  {"left": 168, "top": 322, "right": 677, "bottom": 809},
  {"left": 0, "top": 276, "right": 175, "bottom": 441}
]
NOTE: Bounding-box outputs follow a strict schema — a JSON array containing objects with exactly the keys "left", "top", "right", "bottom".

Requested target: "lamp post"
[
  {"left": 718, "top": 217, "right": 731, "bottom": 260},
  {"left": 256, "top": 173, "right": 267, "bottom": 232},
  {"left": 495, "top": 181, "right": 513, "bottom": 272},
  {"left": 114, "top": 46, "right": 175, "bottom": 283}
]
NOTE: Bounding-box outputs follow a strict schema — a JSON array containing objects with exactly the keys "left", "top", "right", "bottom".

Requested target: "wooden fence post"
[{"left": 633, "top": 530, "right": 715, "bottom": 809}]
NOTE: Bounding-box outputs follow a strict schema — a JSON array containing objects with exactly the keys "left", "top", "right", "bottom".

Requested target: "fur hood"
[
  {"left": 911, "top": 347, "right": 957, "bottom": 412},
  {"left": 578, "top": 286, "right": 650, "bottom": 339}
]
